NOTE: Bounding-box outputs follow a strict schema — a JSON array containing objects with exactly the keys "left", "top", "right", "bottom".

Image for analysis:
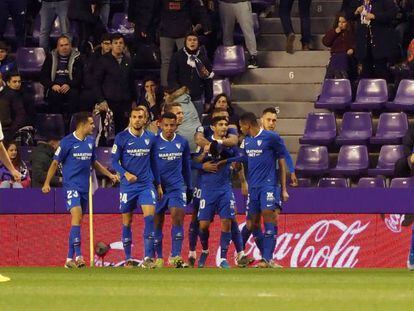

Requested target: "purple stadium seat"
[
  {"left": 213, "top": 78, "right": 231, "bottom": 97},
  {"left": 387, "top": 79, "right": 414, "bottom": 111},
  {"left": 315, "top": 79, "right": 352, "bottom": 110},
  {"left": 213, "top": 45, "right": 246, "bottom": 77},
  {"left": 357, "top": 177, "right": 386, "bottom": 188},
  {"left": 16, "top": 48, "right": 46, "bottom": 77},
  {"left": 370, "top": 112, "right": 408, "bottom": 145},
  {"left": 234, "top": 13, "right": 260, "bottom": 42},
  {"left": 368, "top": 145, "right": 404, "bottom": 176},
  {"left": 318, "top": 177, "right": 348, "bottom": 188},
  {"left": 336, "top": 112, "right": 372, "bottom": 145},
  {"left": 390, "top": 178, "right": 414, "bottom": 188},
  {"left": 299, "top": 112, "right": 336, "bottom": 145},
  {"left": 296, "top": 178, "right": 312, "bottom": 187},
  {"left": 330, "top": 145, "right": 369, "bottom": 176},
  {"left": 295, "top": 146, "right": 329, "bottom": 176},
  {"left": 350, "top": 79, "right": 388, "bottom": 110},
  {"left": 35, "top": 114, "right": 65, "bottom": 140},
  {"left": 110, "top": 13, "right": 134, "bottom": 36}
]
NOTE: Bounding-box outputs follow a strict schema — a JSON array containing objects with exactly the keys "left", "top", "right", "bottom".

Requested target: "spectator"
[
  {"left": 348, "top": 0, "right": 398, "bottom": 80},
  {"left": 0, "top": 42, "right": 16, "bottom": 76},
  {"left": 0, "top": 141, "right": 31, "bottom": 188},
  {"left": 322, "top": 12, "right": 356, "bottom": 79},
  {"left": 154, "top": 0, "right": 212, "bottom": 87},
  {"left": 279, "top": 0, "right": 312, "bottom": 53},
  {"left": 138, "top": 77, "right": 163, "bottom": 122},
  {"left": 99, "top": 0, "right": 110, "bottom": 29},
  {"left": 202, "top": 93, "right": 239, "bottom": 127},
  {"left": 40, "top": 35, "right": 82, "bottom": 115},
  {"left": 31, "top": 134, "right": 62, "bottom": 187},
  {"left": 128, "top": 0, "right": 160, "bottom": 44},
  {"left": 81, "top": 33, "right": 112, "bottom": 112},
  {"left": 94, "top": 33, "right": 135, "bottom": 133},
  {"left": 0, "top": 72, "right": 28, "bottom": 141},
  {"left": 168, "top": 32, "right": 214, "bottom": 118},
  {"left": 164, "top": 87, "right": 201, "bottom": 152},
  {"left": 39, "top": 0, "right": 71, "bottom": 51},
  {"left": 0, "top": 0, "right": 27, "bottom": 48},
  {"left": 219, "top": 0, "right": 258, "bottom": 68}
]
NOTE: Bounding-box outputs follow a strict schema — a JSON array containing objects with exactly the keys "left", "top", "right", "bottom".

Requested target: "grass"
[{"left": 0, "top": 268, "right": 413, "bottom": 310}]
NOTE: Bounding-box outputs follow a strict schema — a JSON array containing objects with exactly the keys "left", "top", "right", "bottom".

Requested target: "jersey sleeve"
[
  {"left": 53, "top": 140, "right": 69, "bottom": 164},
  {"left": 111, "top": 135, "right": 127, "bottom": 176},
  {"left": 227, "top": 127, "right": 238, "bottom": 136},
  {"left": 269, "top": 133, "right": 290, "bottom": 163}
]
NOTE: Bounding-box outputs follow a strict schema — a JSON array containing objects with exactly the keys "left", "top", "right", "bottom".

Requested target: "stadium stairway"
[{"left": 231, "top": 0, "right": 342, "bottom": 162}]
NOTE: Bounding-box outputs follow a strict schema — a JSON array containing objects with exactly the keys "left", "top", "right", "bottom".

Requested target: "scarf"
[{"left": 183, "top": 47, "right": 214, "bottom": 80}]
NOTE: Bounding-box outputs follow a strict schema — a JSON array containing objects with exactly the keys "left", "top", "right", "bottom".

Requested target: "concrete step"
[
  {"left": 260, "top": 17, "right": 334, "bottom": 35},
  {"left": 271, "top": 1, "right": 342, "bottom": 18},
  {"left": 232, "top": 83, "right": 321, "bottom": 102},
  {"left": 275, "top": 119, "right": 306, "bottom": 135},
  {"left": 234, "top": 67, "right": 326, "bottom": 84},
  {"left": 258, "top": 34, "right": 327, "bottom": 51},
  {"left": 282, "top": 135, "right": 301, "bottom": 154},
  {"left": 257, "top": 50, "right": 330, "bottom": 67},
  {"left": 232, "top": 101, "right": 325, "bottom": 118}
]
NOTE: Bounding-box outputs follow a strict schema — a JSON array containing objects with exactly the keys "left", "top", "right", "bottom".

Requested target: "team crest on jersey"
[
  {"left": 145, "top": 139, "right": 150, "bottom": 145},
  {"left": 111, "top": 144, "right": 117, "bottom": 154},
  {"left": 67, "top": 200, "right": 71, "bottom": 206},
  {"left": 175, "top": 143, "right": 181, "bottom": 149},
  {"left": 88, "top": 143, "right": 93, "bottom": 149},
  {"left": 257, "top": 140, "right": 262, "bottom": 146}
]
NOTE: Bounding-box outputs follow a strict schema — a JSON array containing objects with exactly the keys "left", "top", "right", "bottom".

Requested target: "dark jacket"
[
  {"left": 348, "top": 0, "right": 398, "bottom": 60},
  {"left": 40, "top": 49, "right": 83, "bottom": 91},
  {"left": 31, "top": 142, "right": 61, "bottom": 188},
  {"left": 322, "top": 28, "right": 356, "bottom": 54},
  {"left": 83, "top": 46, "right": 108, "bottom": 90},
  {"left": 168, "top": 47, "right": 213, "bottom": 102},
  {"left": 0, "top": 86, "right": 27, "bottom": 136},
  {"left": 68, "top": 0, "right": 101, "bottom": 23},
  {"left": 94, "top": 53, "right": 135, "bottom": 103},
  {"left": 156, "top": 0, "right": 212, "bottom": 38},
  {"left": 128, "top": 0, "right": 160, "bottom": 36}
]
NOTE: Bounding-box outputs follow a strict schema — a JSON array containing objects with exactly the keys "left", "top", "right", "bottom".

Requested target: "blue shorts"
[
  {"left": 192, "top": 186, "right": 202, "bottom": 214},
  {"left": 197, "top": 188, "right": 236, "bottom": 221},
  {"left": 64, "top": 189, "right": 88, "bottom": 211},
  {"left": 156, "top": 188, "right": 186, "bottom": 214},
  {"left": 247, "top": 185, "right": 281, "bottom": 216},
  {"left": 119, "top": 186, "right": 157, "bottom": 213}
]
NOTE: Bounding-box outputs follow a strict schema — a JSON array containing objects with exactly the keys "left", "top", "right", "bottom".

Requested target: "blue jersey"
[
  {"left": 54, "top": 132, "right": 96, "bottom": 193},
  {"left": 111, "top": 128, "right": 160, "bottom": 191},
  {"left": 241, "top": 129, "right": 289, "bottom": 188},
  {"left": 154, "top": 133, "right": 192, "bottom": 192},
  {"left": 196, "top": 125, "right": 238, "bottom": 138}
]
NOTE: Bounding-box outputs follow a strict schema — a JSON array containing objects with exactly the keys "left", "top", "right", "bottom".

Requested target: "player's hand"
[
  {"left": 11, "top": 169, "right": 21, "bottom": 183},
  {"left": 109, "top": 173, "right": 120, "bottom": 184},
  {"left": 186, "top": 188, "right": 194, "bottom": 204},
  {"left": 282, "top": 189, "right": 289, "bottom": 202},
  {"left": 124, "top": 172, "right": 137, "bottom": 183},
  {"left": 202, "top": 161, "right": 218, "bottom": 173},
  {"left": 241, "top": 181, "right": 248, "bottom": 196},
  {"left": 42, "top": 183, "right": 51, "bottom": 194},
  {"left": 157, "top": 184, "right": 163, "bottom": 200},
  {"left": 216, "top": 159, "right": 227, "bottom": 169},
  {"left": 290, "top": 172, "right": 298, "bottom": 187},
  {"left": 203, "top": 143, "right": 211, "bottom": 154}
]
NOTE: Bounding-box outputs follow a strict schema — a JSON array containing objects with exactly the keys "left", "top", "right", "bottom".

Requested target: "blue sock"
[
  {"left": 67, "top": 227, "right": 76, "bottom": 259},
  {"left": 231, "top": 220, "right": 244, "bottom": 253},
  {"left": 220, "top": 231, "right": 232, "bottom": 260},
  {"left": 70, "top": 226, "right": 81, "bottom": 257},
  {"left": 199, "top": 229, "right": 209, "bottom": 251},
  {"left": 252, "top": 228, "right": 264, "bottom": 255},
  {"left": 143, "top": 215, "right": 155, "bottom": 258},
  {"left": 171, "top": 225, "right": 184, "bottom": 257},
  {"left": 154, "top": 227, "right": 163, "bottom": 259},
  {"left": 122, "top": 225, "right": 132, "bottom": 260},
  {"left": 241, "top": 225, "right": 252, "bottom": 249},
  {"left": 410, "top": 226, "right": 414, "bottom": 257},
  {"left": 188, "top": 221, "right": 199, "bottom": 251},
  {"left": 272, "top": 225, "right": 278, "bottom": 255},
  {"left": 263, "top": 223, "right": 276, "bottom": 262}
]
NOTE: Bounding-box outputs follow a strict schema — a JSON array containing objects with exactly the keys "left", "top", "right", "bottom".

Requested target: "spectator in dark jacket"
[
  {"left": 348, "top": 0, "right": 398, "bottom": 80},
  {"left": 31, "top": 134, "right": 62, "bottom": 187},
  {"left": 0, "top": 0, "right": 26, "bottom": 48},
  {"left": 0, "top": 73, "right": 28, "bottom": 141},
  {"left": 128, "top": 0, "right": 160, "bottom": 44},
  {"left": 0, "top": 41, "right": 16, "bottom": 76},
  {"left": 322, "top": 12, "right": 356, "bottom": 79},
  {"left": 151, "top": 0, "right": 212, "bottom": 87},
  {"left": 94, "top": 33, "right": 135, "bottom": 133},
  {"left": 138, "top": 77, "right": 163, "bottom": 122},
  {"left": 40, "top": 35, "right": 83, "bottom": 115},
  {"left": 168, "top": 33, "right": 214, "bottom": 118}
]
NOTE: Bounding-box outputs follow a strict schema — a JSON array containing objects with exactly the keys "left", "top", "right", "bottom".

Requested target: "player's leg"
[
  {"left": 188, "top": 187, "right": 201, "bottom": 266},
  {"left": 198, "top": 220, "right": 211, "bottom": 268},
  {"left": 154, "top": 195, "right": 168, "bottom": 267},
  {"left": 219, "top": 218, "right": 232, "bottom": 268},
  {"left": 247, "top": 188, "right": 264, "bottom": 255},
  {"left": 197, "top": 190, "right": 215, "bottom": 268},
  {"left": 241, "top": 218, "right": 252, "bottom": 249},
  {"left": 120, "top": 191, "right": 136, "bottom": 268},
  {"left": 65, "top": 189, "right": 84, "bottom": 269},
  {"left": 139, "top": 187, "right": 158, "bottom": 268},
  {"left": 169, "top": 206, "right": 186, "bottom": 267}
]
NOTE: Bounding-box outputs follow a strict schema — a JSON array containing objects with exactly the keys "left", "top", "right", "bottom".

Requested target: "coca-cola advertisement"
[{"left": 0, "top": 214, "right": 411, "bottom": 267}]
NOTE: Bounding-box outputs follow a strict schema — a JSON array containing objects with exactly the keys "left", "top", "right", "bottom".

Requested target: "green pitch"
[{"left": 0, "top": 268, "right": 413, "bottom": 310}]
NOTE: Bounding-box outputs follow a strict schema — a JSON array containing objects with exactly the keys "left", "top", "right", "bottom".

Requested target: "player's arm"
[
  {"left": 42, "top": 160, "right": 59, "bottom": 193},
  {"left": 194, "top": 127, "right": 238, "bottom": 148},
  {"left": 278, "top": 158, "right": 289, "bottom": 202},
  {"left": 237, "top": 163, "right": 248, "bottom": 196},
  {"left": 93, "top": 161, "right": 120, "bottom": 184},
  {"left": 111, "top": 139, "right": 137, "bottom": 183},
  {"left": 0, "top": 142, "right": 21, "bottom": 182},
  {"left": 281, "top": 147, "right": 298, "bottom": 186},
  {"left": 194, "top": 144, "right": 210, "bottom": 163}
]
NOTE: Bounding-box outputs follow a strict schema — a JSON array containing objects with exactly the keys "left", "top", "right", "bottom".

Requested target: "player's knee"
[
  {"left": 221, "top": 219, "right": 231, "bottom": 232},
  {"left": 199, "top": 222, "right": 210, "bottom": 232},
  {"left": 262, "top": 211, "right": 274, "bottom": 223}
]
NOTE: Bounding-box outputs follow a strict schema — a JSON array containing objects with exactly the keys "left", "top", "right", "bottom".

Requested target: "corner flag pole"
[{"left": 89, "top": 175, "right": 94, "bottom": 267}]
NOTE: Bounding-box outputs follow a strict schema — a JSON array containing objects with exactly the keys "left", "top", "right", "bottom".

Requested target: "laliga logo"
[
  {"left": 383, "top": 214, "right": 405, "bottom": 233},
  {"left": 236, "top": 220, "right": 370, "bottom": 268}
]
